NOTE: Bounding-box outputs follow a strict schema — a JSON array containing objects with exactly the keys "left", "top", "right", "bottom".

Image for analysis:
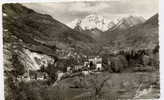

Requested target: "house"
[
  {"left": 89, "top": 58, "right": 96, "bottom": 64},
  {"left": 88, "top": 56, "right": 102, "bottom": 70},
  {"left": 36, "top": 72, "right": 48, "bottom": 80},
  {"left": 84, "top": 61, "right": 89, "bottom": 67},
  {"left": 89, "top": 56, "right": 102, "bottom": 64},
  {"left": 67, "top": 66, "right": 72, "bottom": 73},
  {"left": 28, "top": 70, "right": 48, "bottom": 80},
  {"left": 21, "top": 72, "right": 30, "bottom": 82},
  {"left": 96, "top": 63, "right": 102, "bottom": 71},
  {"left": 74, "top": 65, "right": 83, "bottom": 71}
]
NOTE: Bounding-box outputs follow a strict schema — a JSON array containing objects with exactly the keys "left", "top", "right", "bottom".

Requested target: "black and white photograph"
[{"left": 2, "top": 0, "right": 159, "bottom": 100}]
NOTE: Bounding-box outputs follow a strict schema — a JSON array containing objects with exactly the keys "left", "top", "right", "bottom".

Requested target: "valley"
[{"left": 3, "top": 3, "right": 159, "bottom": 100}]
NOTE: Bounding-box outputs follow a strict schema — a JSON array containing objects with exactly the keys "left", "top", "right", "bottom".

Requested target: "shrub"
[{"left": 109, "top": 55, "right": 128, "bottom": 73}]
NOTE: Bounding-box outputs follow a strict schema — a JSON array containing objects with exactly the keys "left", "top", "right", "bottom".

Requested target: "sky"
[{"left": 23, "top": 0, "right": 158, "bottom": 24}]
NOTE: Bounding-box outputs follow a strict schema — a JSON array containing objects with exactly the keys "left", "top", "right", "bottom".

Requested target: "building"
[
  {"left": 84, "top": 61, "right": 89, "bottom": 67},
  {"left": 28, "top": 70, "right": 48, "bottom": 80},
  {"left": 36, "top": 72, "right": 48, "bottom": 80},
  {"left": 88, "top": 56, "right": 102, "bottom": 70},
  {"left": 88, "top": 56, "right": 102, "bottom": 64},
  {"left": 96, "top": 63, "right": 102, "bottom": 71},
  {"left": 67, "top": 66, "right": 72, "bottom": 73},
  {"left": 74, "top": 65, "right": 83, "bottom": 71}
]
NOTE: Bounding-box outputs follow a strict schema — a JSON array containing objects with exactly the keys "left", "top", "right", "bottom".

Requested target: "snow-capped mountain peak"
[
  {"left": 67, "top": 18, "right": 81, "bottom": 29},
  {"left": 67, "top": 14, "right": 115, "bottom": 32},
  {"left": 67, "top": 14, "right": 145, "bottom": 32},
  {"left": 110, "top": 15, "right": 145, "bottom": 30}
]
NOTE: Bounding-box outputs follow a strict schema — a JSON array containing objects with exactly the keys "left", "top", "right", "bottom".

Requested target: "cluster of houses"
[
  {"left": 67, "top": 56, "right": 103, "bottom": 73},
  {"left": 18, "top": 71, "right": 48, "bottom": 82},
  {"left": 19, "top": 56, "right": 103, "bottom": 81}
]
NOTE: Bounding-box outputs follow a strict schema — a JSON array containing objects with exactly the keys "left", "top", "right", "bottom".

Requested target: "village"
[
  {"left": 18, "top": 46, "right": 159, "bottom": 83},
  {"left": 18, "top": 55, "right": 104, "bottom": 82}
]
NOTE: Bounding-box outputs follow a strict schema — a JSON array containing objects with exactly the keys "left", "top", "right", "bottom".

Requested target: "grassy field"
[
  {"left": 13, "top": 72, "right": 159, "bottom": 100},
  {"left": 53, "top": 72, "right": 160, "bottom": 99}
]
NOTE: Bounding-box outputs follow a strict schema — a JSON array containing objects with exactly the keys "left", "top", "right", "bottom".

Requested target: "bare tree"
[{"left": 89, "top": 73, "right": 111, "bottom": 98}]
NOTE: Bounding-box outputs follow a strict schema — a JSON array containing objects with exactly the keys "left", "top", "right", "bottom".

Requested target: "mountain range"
[
  {"left": 3, "top": 4, "right": 96, "bottom": 55},
  {"left": 3, "top": 3, "right": 158, "bottom": 70},
  {"left": 67, "top": 14, "right": 145, "bottom": 32},
  {"left": 3, "top": 4, "right": 96, "bottom": 70},
  {"left": 67, "top": 14, "right": 146, "bottom": 42},
  {"left": 68, "top": 13, "right": 158, "bottom": 50}
]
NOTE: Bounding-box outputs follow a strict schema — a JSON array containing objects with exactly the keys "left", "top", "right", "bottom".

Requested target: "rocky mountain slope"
[
  {"left": 3, "top": 3, "right": 96, "bottom": 54},
  {"left": 103, "top": 14, "right": 158, "bottom": 52},
  {"left": 3, "top": 4, "right": 96, "bottom": 71},
  {"left": 68, "top": 14, "right": 145, "bottom": 42},
  {"left": 109, "top": 15, "right": 145, "bottom": 31},
  {"left": 118, "top": 14, "right": 158, "bottom": 49}
]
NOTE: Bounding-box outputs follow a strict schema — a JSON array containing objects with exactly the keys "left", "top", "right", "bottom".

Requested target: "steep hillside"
[
  {"left": 109, "top": 16, "right": 145, "bottom": 31},
  {"left": 118, "top": 14, "right": 158, "bottom": 50},
  {"left": 3, "top": 4, "right": 96, "bottom": 55},
  {"left": 3, "top": 3, "right": 97, "bottom": 71},
  {"left": 103, "top": 14, "right": 158, "bottom": 51},
  {"left": 3, "top": 3, "right": 159, "bottom": 71}
]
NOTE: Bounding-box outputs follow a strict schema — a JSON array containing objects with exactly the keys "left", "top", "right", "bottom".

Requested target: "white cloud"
[
  {"left": 23, "top": 0, "right": 158, "bottom": 24},
  {"left": 68, "top": 2, "right": 109, "bottom": 13}
]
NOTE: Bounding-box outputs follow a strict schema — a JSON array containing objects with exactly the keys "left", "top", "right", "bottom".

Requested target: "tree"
[
  {"left": 45, "top": 63, "right": 58, "bottom": 84},
  {"left": 4, "top": 49, "right": 26, "bottom": 100},
  {"left": 44, "top": 59, "right": 69, "bottom": 85},
  {"left": 40, "top": 65, "right": 45, "bottom": 72},
  {"left": 89, "top": 73, "right": 111, "bottom": 98},
  {"left": 56, "top": 60, "right": 67, "bottom": 72},
  {"left": 12, "top": 53, "right": 25, "bottom": 78}
]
